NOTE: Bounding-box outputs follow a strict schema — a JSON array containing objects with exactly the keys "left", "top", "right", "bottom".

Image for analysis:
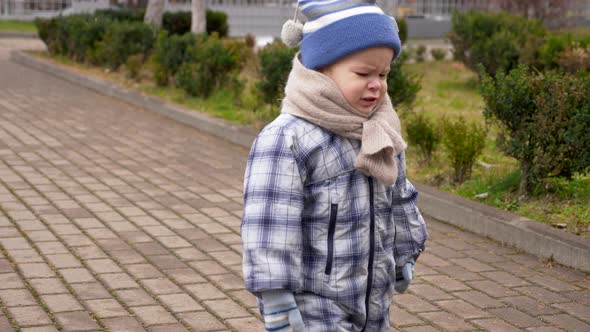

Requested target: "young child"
[{"left": 241, "top": 1, "right": 428, "bottom": 330}]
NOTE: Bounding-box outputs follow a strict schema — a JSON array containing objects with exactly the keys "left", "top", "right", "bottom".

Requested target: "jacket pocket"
[{"left": 325, "top": 203, "right": 338, "bottom": 275}]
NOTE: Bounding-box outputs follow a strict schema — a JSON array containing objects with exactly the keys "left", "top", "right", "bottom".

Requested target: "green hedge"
[
  {"left": 449, "top": 10, "right": 546, "bottom": 76},
  {"left": 480, "top": 66, "right": 590, "bottom": 194}
]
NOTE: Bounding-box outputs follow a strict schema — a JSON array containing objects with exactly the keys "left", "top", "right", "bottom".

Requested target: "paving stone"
[
  {"left": 453, "top": 290, "right": 504, "bottom": 309},
  {"left": 421, "top": 275, "right": 470, "bottom": 292},
  {"left": 226, "top": 316, "right": 264, "bottom": 332},
  {"left": 0, "top": 288, "right": 38, "bottom": 306},
  {"left": 99, "top": 273, "right": 139, "bottom": 289},
  {"left": 85, "top": 258, "right": 122, "bottom": 274},
  {"left": 114, "top": 289, "right": 157, "bottom": 306},
  {"left": 466, "top": 280, "right": 518, "bottom": 298},
  {"left": 9, "top": 249, "right": 44, "bottom": 264},
  {"left": 541, "top": 314, "right": 590, "bottom": 332},
  {"left": 489, "top": 307, "right": 546, "bottom": 328},
  {"left": 527, "top": 275, "right": 580, "bottom": 292},
  {"left": 230, "top": 290, "right": 258, "bottom": 309},
  {"left": 7, "top": 306, "right": 52, "bottom": 327},
  {"left": 0, "top": 259, "right": 13, "bottom": 273},
  {"left": 18, "top": 263, "right": 55, "bottom": 278},
  {"left": 203, "top": 299, "right": 251, "bottom": 319},
  {"left": 158, "top": 293, "right": 203, "bottom": 312},
  {"left": 101, "top": 316, "right": 145, "bottom": 332},
  {"left": 45, "top": 253, "right": 82, "bottom": 269},
  {"left": 71, "top": 246, "right": 108, "bottom": 260},
  {"left": 84, "top": 298, "right": 128, "bottom": 318},
  {"left": 185, "top": 283, "right": 227, "bottom": 301},
  {"left": 208, "top": 273, "right": 245, "bottom": 291},
  {"left": 54, "top": 311, "right": 101, "bottom": 331},
  {"left": 390, "top": 305, "right": 424, "bottom": 327},
  {"left": 188, "top": 260, "right": 229, "bottom": 276},
  {"left": 60, "top": 268, "right": 95, "bottom": 283},
  {"left": 147, "top": 323, "right": 190, "bottom": 332},
  {"left": 502, "top": 296, "right": 561, "bottom": 316},
  {"left": 562, "top": 290, "right": 590, "bottom": 306},
  {"left": 109, "top": 250, "right": 146, "bottom": 264},
  {"left": 41, "top": 294, "right": 84, "bottom": 312},
  {"left": 126, "top": 263, "right": 164, "bottom": 279},
  {"left": 551, "top": 302, "right": 590, "bottom": 322},
  {"left": 129, "top": 305, "right": 177, "bottom": 326},
  {"left": 401, "top": 326, "right": 440, "bottom": 332},
  {"left": 70, "top": 282, "right": 111, "bottom": 300},
  {"left": 26, "top": 230, "right": 58, "bottom": 242},
  {"left": 20, "top": 326, "right": 60, "bottom": 332},
  {"left": 435, "top": 299, "right": 491, "bottom": 319},
  {"left": 418, "top": 311, "right": 475, "bottom": 331},
  {"left": 480, "top": 271, "right": 530, "bottom": 288},
  {"left": 148, "top": 255, "right": 188, "bottom": 270},
  {"left": 141, "top": 278, "right": 183, "bottom": 295},
  {"left": 472, "top": 318, "right": 521, "bottom": 332},
  {"left": 178, "top": 311, "right": 226, "bottom": 331},
  {"left": 408, "top": 284, "right": 455, "bottom": 301},
  {"left": 165, "top": 268, "right": 206, "bottom": 284},
  {"left": 433, "top": 264, "right": 482, "bottom": 281},
  {"left": 395, "top": 293, "right": 438, "bottom": 312},
  {"left": 515, "top": 286, "right": 569, "bottom": 304}
]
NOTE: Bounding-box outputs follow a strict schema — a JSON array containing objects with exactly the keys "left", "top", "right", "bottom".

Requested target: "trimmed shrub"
[
  {"left": 396, "top": 17, "right": 408, "bottom": 44},
  {"left": 207, "top": 10, "right": 229, "bottom": 37},
  {"left": 152, "top": 31, "right": 198, "bottom": 85},
  {"left": 162, "top": 11, "right": 191, "bottom": 35},
  {"left": 405, "top": 113, "right": 441, "bottom": 166},
  {"left": 94, "top": 8, "right": 145, "bottom": 22},
  {"left": 430, "top": 48, "right": 447, "bottom": 61},
  {"left": 256, "top": 39, "right": 298, "bottom": 106},
  {"left": 415, "top": 45, "right": 427, "bottom": 62},
  {"left": 35, "top": 17, "right": 62, "bottom": 55},
  {"left": 64, "top": 14, "right": 111, "bottom": 62},
  {"left": 539, "top": 34, "right": 590, "bottom": 70},
  {"left": 126, "top": 54, "right": 143, "bottom": 80},
  {"left": 387, "top": 52, "right": 422, "bottom": 111},
  {"left": 441, "top": 116, "right": 487, "bottom": 184},
  {"left": 557, "top": 44, "right": 590, "bottom": 73},
  {"left": 449, "top": 11, "right": 546, "bottom": 76},
  {"left": 480, "top": 66, "right": 590, "bottom": 195},
  {"left": 175, "top": 34, "right": 238, "bottom": 97},
  {"left": 92, "top": 21, "right": 155, "bottom": 69}
]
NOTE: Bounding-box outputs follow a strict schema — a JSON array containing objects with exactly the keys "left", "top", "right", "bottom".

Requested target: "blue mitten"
[
  {"left": 261, "top": 289, "right": 305, "bottom": 331},
  {"left": 394, "top": 259, "right": 415, "bottom": 293}
]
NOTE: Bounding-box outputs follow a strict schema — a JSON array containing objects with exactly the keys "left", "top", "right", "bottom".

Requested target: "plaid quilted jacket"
[{"left": 242, "top": 113, "right": 428, "bottom": 331}]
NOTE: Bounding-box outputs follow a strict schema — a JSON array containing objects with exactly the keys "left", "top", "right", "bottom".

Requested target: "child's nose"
[{"left": 368, "top": 78, "right": 382, "bottom": 90}]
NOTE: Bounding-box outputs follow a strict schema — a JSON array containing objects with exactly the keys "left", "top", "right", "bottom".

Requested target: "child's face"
[{"left": 320, "top": 47, "right": 394, "bottom": 114}]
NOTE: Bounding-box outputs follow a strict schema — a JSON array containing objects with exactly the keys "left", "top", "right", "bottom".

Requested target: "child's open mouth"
[{"left": 360, "top": 97, "right": 378, "bottom": 106}]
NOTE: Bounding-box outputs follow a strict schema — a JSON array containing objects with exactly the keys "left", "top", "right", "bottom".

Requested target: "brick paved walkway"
[{"left": 0, "top": 40, "right": 589, "bottom": 332}]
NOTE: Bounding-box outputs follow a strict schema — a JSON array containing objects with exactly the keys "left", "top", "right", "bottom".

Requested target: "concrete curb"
[
  {"left": 0, "top": 31, "right": 38, "bottom": 39},
  {"left": 11, "top": 50, "right": 590, "bottom": 273},
  {"left": 11, "top": 50, "right": 258, "bottom": 149}
]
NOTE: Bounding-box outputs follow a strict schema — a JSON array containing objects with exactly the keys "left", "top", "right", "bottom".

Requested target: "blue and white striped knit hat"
[{"left": 281, "top": 0, "right": 402, "bottom": 70}]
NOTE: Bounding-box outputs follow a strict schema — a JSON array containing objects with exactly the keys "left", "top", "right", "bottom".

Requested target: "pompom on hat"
[{"left": 281, "top": 0, "right": 402, "bottom": 70}]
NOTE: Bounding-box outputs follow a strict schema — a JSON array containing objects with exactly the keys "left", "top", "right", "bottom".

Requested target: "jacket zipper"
[
  {"left": 325, "top": 203, "right": 338, "bottom": 275},
  {"left": 362, "top": 177, "right": 376, "bottom": 331}
]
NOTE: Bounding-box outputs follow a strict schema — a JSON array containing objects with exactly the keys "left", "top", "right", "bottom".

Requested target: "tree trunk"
[
  {"left": 518, "top": 160, "right": 530, "bottom": 199},
  {"left": 144, "top": 0, "right": 166, "bottom": 28},
  {"left": 191, "top": 0, "right": 206, "bottom": 35}
]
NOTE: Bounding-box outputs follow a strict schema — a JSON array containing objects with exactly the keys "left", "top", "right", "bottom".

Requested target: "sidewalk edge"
[{"left": 12, "top": 50, "right": 590, "bottom": 272}]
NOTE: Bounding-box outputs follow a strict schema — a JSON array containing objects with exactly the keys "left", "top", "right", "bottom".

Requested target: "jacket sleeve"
[
  {"left": 241, "top": 126, "right": 305, "bottom": 294},
  {"left": 392, "top": 151, "right": 428, "bottom": 267}
]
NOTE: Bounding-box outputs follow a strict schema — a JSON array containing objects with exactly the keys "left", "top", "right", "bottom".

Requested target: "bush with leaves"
[
  {"left": 396, "top": 17, "right": 408, "bottom": 44},
  {"left": 480, "top": 66, "right": 590, "bottom": 195},
  {"left": 175, "top": 34, "right": 238, "bottom": 97},
  {"left": 207, "top": 10, "right": 229, "bottom": 37},
  {"left": 415, "top": 45, "right": 427, "bottom": 62},
  {"left": 539, "top": 34, "right": 590, "bottom": 70},
  {"left": 387, "top": 52, "right": 422, "bottom": 112},
  {"left": 405, "top": 113, "right": 441, "bottom": 166},
  {"left": 94, "top": 8, "right": 145, "bottom": 22},
  {"left": 430, "top": 48, "right": 447, "bottom": 61},
  {"left": 449, "top": 10, "right": 545, "bottom": 77},
  {"left": 162, "top": 11, "right": 191, "bottom": 35},
  {"left": 35, "top": 17, "right": 64, "bottom": 55},
  {"left": 92, "top": 21, "right": 155, "bottom": 69},
  {"left": 152, "top": 31, "right": 197, "bottom": 86},
  {"left": 441, "top": 116, "right": 486, "bottom": 184},
  {"left": 256, "top": 39, "right": 298, "bottom": 106},
  {"left": 556, "top": 44, "right": 590, "bottom": 74}
]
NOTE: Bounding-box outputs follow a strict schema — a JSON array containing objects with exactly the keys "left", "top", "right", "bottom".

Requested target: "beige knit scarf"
[{"left": 282, "top": 55, "right": 407, "bottom": 185}]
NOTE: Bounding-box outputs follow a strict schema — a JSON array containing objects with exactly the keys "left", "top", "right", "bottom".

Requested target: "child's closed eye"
[{"left": 354, "top": 72, "right": 369, "bottom": 77}]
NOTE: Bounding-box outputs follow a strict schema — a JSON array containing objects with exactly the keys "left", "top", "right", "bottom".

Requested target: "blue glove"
[
  {"left": 394, "top": 259, "right": 415, "bottom": 293},
  {"left": 261, "top": 289, "right": 305, "bottom": 331}
]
